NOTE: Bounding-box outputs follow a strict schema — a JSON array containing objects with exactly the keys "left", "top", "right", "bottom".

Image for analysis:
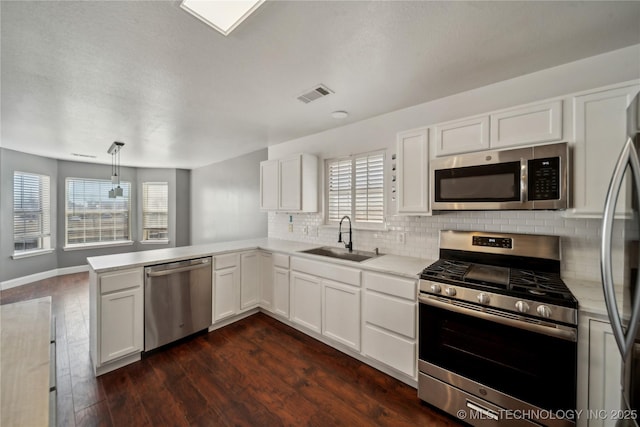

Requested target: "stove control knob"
[
  {"left": 477, "top": 293, "right": 490, "bottom": 304},
  {"left": 430, "top": 284, "right": 442, "bottom": 294},
  {"left": 444, "top": 287, "right": 457, "bottom": 297},
  {"left": 515, "top": 301, "right": 530, "bottom": 313},
  {"left": 537, "top": 305, "right": 552, "bottom": 318}
]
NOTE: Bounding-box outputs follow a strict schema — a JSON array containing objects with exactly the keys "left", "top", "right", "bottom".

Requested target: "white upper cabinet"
[
  {"left": 435, "top": 115, "right": 490, "bottom": 156},
  {"left": 260, "top": 153, "right": 318, "bottom": 212},
  {"left": 568, "top": 82, "right": 640, "bottom": 217},
  {"left": 490, "top": 100, "right": 563, "bottom": 149},
  {"left": 434, "top": 100, "right": 563, "bottom": 157},
  {"left": 259, "top": 160, "right": 279, "bottom": 210},
  {"left": 396, "top": 128, "right": 430, "bottom": 215}
]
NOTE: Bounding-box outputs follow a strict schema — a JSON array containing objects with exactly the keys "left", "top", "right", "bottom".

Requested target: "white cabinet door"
[
  {"left": 322, "top": 280, "right": 361, "bottom": 351},
  {"left": 100, "top": 287, "right": 143, "bottom": 363},
  {"left": 259, "top": 252, "right": 274, "bottom": 311},
  {"left": 260, "top": 160, "right": 279, "bottom": 210},
  {"left": 362, "top": 324, "right": 416, "bottom": 378},
  {"left": 570, "top": 83, "right": 640, "bottom": 217},
  {"left": 588, "top": 319, "right": 622, "bottom": 427},
  {"left": 273, "top": 267, "right": 290, "bottom": 318},
  {"left": 435, "top": 115, "right": 490, "bottom": 156},
  {"left": 490, "top": 100, "right": 563, "bottom": 149},
  {"left": 290, "top": 271, "right": 322, "bottom": 333},
  {"left": 279, "top": 156, "right": 302, "bottom": 211},
  {"left": 240, "top": 252, "right": 259, "bottom": 310},
  {"left": 213, "top": 266, "right": 239, "bottom": 322},
  {"left": 397, "top": 129, "right": 430, "bottom": 214}
]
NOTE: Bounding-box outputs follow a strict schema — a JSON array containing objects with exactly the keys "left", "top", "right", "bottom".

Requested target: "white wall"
[
  {"left": 267, "top": 44, "right": 640, "bottom": 282},
  {"left": 191, "top": 149, "right": 268, "bottom": 244}
]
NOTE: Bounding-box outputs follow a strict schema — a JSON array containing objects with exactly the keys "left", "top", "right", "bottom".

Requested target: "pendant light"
[{"left": 107, "top": 141, "right": 125, "bottom": 198}]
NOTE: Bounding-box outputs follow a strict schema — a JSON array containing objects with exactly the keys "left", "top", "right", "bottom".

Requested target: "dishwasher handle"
[{"left": 146, "top": 260, "right": 211, "bottom": 277}]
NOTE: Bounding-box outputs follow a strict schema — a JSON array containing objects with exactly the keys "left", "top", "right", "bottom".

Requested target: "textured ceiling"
[{"left": 2, "top": 1, "right": 640, "bottom": 169}]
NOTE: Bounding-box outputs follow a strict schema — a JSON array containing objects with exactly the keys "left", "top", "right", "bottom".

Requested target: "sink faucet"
[{"left": 338, "top": 215, "right": 353, "bottom": 252}]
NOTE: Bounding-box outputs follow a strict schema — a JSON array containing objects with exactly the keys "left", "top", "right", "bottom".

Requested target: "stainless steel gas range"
[{"left": 418, "top": 230, "right": 578, "bottom": 427}]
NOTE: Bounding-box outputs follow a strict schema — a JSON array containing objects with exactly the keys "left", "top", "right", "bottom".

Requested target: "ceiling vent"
[{"left": 297, "top": 84, "right": 334, "bottom": 104}]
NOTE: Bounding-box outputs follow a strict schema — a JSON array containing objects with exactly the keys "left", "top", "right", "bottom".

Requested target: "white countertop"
[{"left": 87, "top": 238, "right": 433, "bottom": 279}]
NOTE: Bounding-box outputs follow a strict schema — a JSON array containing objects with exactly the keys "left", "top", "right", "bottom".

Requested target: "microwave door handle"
[{"left": 601, "top": 137, "right": 640, "bottom": 359}]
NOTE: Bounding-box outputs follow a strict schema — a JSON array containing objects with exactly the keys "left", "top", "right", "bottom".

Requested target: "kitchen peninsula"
[{"left": 88, "top": 238, "right": 432, "bottom": 385}]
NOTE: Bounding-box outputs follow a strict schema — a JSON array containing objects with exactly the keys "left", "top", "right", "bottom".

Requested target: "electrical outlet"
[
  {"left": 288, "top": 224, "right": 293, "bottom": 232},
  {"left": 398, "top": 232, "right": 406, "bottom": 244},
  {"left": 303, "top": 226, "right": 309, "bottom": 235}
]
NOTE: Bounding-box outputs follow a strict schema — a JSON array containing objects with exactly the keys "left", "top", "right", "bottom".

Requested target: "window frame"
[
  {"left": 12, "top": 171, "right": 52, "bottom": 257},
  {"left": 324, "top": 149, "right": 386, "bottom": 230},
  {"left": 64, "top": 177, "right": 133, "bottom": 249},
  {"left": 141, "top": 181, "right": 169, "bottom": 243}
]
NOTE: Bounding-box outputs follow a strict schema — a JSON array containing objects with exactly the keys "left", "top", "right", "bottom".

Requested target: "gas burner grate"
[
  {"left": 421, "top": 259, "right": 470, "bottom": 281},
  {"left": 510, "top": 270, "right": 573, "bottom": 300}
]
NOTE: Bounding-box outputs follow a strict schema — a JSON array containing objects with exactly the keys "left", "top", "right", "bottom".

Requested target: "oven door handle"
[
  {"left": 418, "top": 295, "right": 577, "bottom": 342},
  {"left": 466, "top": 400, "right": 499, "bottom": 421}
]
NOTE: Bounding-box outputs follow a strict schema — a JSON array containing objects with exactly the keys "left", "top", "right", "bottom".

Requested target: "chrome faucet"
[{"left": 338, "top": 215, "right": 353, "bottom": 252}]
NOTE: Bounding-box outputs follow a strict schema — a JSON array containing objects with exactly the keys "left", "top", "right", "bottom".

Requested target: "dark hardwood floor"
[{"left": 0, "top": 273, "right": 463, "bottom": 427}]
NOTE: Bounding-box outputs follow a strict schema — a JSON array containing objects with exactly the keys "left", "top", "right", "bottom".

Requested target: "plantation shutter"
[
  {"left": 355, "top": 153, "right": 384, "bottom": 223},
  {"left": 13, "top": 172, "right": 51, "bottom": 252},
  {"left": 66, "top": 178, "right": 131, "bottom": 245},
  {"left": 327, "top": 159, "right": 353, "bottom": 222},
  {"left": 142, "top": 182, "right": 169, "bottom": 240}
]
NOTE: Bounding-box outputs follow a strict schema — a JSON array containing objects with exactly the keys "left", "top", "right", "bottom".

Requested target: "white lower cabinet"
[
  {"left": 97, "top": 268, "right": 144, "bottom": 364},
  {"left": 213, "top": 264, "right": 240, "bottom": 322},
  {"left": 362, "top": 271, "right": 417, "bottom": 378},
  {"left": 259, "top": 252, "right": 274, "bottom": 311},
  {"left": 241, "top": 252, "right": 260, "bottom": 309},
  {"left": 587, "top": 319, "right": 622, "bottom": 427},
  {"left": 290, "top": 271, "right": 322, "bottom": 333},
  {"left": 273, "top": 267, "right": 290, "bottom": 317},
  {"left": 323, "top": 280, "right": 361, "bottom": 351}
]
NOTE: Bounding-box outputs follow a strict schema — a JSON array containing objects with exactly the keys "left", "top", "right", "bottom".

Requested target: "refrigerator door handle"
[{"left": 601, "top": 137, "right": 640, "bottom": 359}]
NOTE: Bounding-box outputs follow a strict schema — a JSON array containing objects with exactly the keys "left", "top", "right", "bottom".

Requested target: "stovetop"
[{"left": 420, "top": 258, "right": 577, "bottom": 308}]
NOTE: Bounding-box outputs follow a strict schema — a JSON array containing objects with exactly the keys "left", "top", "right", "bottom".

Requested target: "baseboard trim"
[{"left": 1, "top": 265, "right": 90, "bottom": 291}]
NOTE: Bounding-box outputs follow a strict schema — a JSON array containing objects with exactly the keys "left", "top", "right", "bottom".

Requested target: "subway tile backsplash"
[{"left": 268, "top": 210, "right": 608, "bottom": 283}]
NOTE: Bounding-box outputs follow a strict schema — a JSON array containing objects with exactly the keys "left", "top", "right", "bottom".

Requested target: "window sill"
[
  {"left": 63, "top": 241, "right": 134, "bottom": 251},
  {"left": 11, "top": 248, "right": 55, "bottom": 260},
  {"left": 140, "top": 240, "right": 170, "bottom": 245}
]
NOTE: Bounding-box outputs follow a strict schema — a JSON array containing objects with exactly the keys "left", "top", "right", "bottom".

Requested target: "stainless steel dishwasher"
[{"left": 144, "top": 256, "right": 212, "bottom": 351}]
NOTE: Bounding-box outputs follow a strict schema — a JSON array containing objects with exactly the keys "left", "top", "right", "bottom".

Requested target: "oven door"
[{"left": 418, "top": 296, "right": 577, "bottom": 414}]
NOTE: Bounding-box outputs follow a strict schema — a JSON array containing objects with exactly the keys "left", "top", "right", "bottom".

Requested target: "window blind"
[
  {"left": 327, "top": 159, "right": 352, "bottom": 222},
  {"left": 326, "top": 151, "right": 385, "bottom": 225},
  {"left": 355, "top": 153, "right": 384, "bottom": 223},
  {"left": 13, "top": 172, "right": 51, "bottom": 252},
  {"left": 142, "top": 182, "right": 169, "bottom": 240},
  {"left": 66, "top": 178, "right": 131, "bottom": 246}
]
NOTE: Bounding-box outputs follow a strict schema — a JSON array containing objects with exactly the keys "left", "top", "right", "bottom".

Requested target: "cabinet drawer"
[
  {"left": 363, "top": 324, "right": 416, "bottom": 377},
  {"left": 291, "top": 257, "right": 360, "bottom": 286},
  {"left": 364, "top": 292, "right": 415, "bottom": 338},
  {"left": 215, "top": 253, "right": 239, "bottom": 270},
  {"left": 363, "top": 271, "right": 416, "bottom": 300},
  {"left": 273, "top": 253, "right": 289, "bottom": 269},
  {"left": 100, "top": 268, "right": 142, "bottom": 294}
]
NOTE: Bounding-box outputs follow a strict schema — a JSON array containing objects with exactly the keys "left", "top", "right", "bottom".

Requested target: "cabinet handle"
[{"left": 600, "top": 136, "right": 640, "bottom": 359}]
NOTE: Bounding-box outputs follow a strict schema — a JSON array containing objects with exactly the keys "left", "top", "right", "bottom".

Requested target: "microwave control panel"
[{"left": 528, "top": 157, "right": 560, "bottom": 201}]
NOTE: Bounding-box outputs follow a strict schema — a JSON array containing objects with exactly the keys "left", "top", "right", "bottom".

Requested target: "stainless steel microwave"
[{"left": 431, "top": 142, "right": 569, "bottom": 211}]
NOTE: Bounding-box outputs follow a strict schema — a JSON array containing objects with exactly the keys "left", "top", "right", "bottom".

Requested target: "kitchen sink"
[{"left": 300, "top": 246, "right": 381, "bottom": 262}]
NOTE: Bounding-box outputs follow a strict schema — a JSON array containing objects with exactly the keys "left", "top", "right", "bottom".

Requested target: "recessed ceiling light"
[
  {"left": 331, "top": 111, "right": 349, "bottom": 119},
  {"left": 180, "top": 0, "right": 265, "bottom": 36}
]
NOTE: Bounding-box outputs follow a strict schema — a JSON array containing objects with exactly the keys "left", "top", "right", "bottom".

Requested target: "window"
[
  {"left": 65, "top": 178, "right": 131, "bottom": 247},
  {"left": 13, "top": 172, "right": 51, "bottom": 253},
  {"left": 142, "top": 182, "right": 169, "bottom": 241},
  {"left": 326, "top": 151, "right": 385, "bottom": 226}
]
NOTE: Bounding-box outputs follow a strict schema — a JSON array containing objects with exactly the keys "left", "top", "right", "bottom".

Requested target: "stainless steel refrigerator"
[{"left": 601, "top": 91, "right": 640, "bottom": 427}]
